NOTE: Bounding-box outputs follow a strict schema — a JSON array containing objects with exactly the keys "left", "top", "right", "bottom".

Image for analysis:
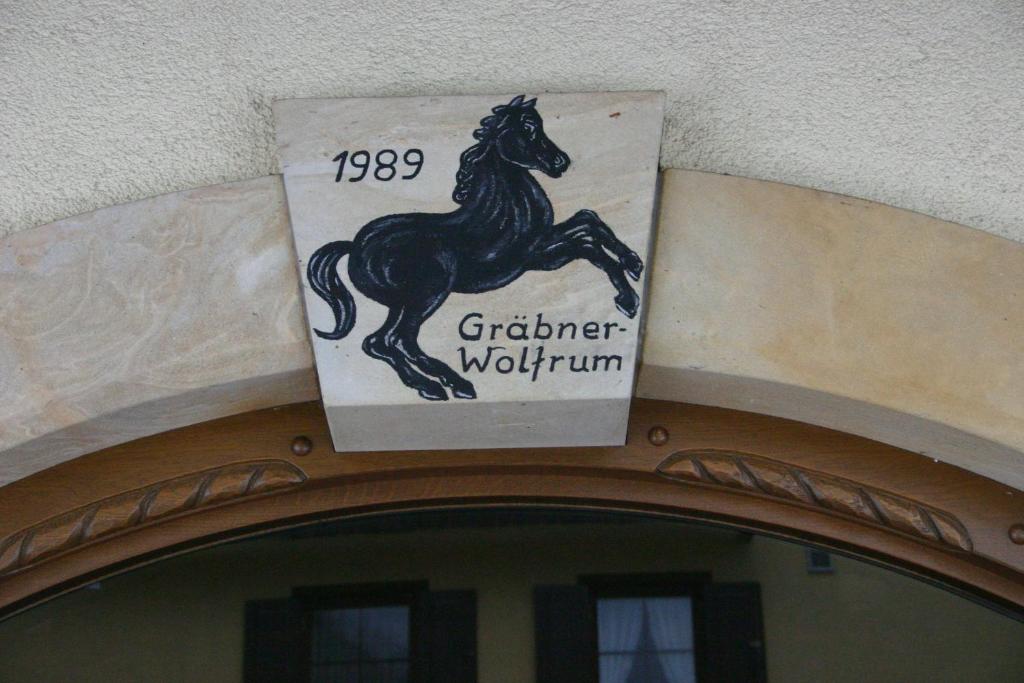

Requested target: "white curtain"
[
  {"left": 646, "top": 597, "right": 695, "bottom": 683},
  {"left": 597, "top": 598, "right": 644, "bottom": 683}
]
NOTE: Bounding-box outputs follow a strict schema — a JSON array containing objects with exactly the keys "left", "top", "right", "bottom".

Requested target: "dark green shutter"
[
  {"left": 242, "top": 598, "right": 307, "bottom": 683},
  {"left": 702, "top": 582, "right": 767, "bottom": 683},
  {"left": 534, "top": 584, "right": 598, "bottom": 683},
  {"left": 416, "top": 589, "right": 477, "bottom": 683}
]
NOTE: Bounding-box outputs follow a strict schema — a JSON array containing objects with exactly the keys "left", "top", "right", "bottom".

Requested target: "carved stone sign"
[{"left": 274, "top": 92, "right": 663, "bottom": 451}]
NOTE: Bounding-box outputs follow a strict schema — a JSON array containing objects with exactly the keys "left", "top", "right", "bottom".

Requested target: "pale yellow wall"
[{"left": 0, "top": 518, "right": 1021, "bottom": 682}]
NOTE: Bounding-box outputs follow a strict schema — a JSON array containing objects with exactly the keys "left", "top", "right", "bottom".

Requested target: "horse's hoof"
[
  {"left": 623, "top": 252, "right": 644, "bottom": 281},
  {"left": 615, "top": 291, "right": 639, "bottom": 319},
  {"left": 417, "top": 382, "right": 449, "bottom": 401},
  {"left": 438, "top": 374, "right": 477, "bottom": 399}
]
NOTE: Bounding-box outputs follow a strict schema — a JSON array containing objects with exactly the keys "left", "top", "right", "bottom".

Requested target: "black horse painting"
[{"left": 307, "top": 95, "right": 644, "bottom": 401}]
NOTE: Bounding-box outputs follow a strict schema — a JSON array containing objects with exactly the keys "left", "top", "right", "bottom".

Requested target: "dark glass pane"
[
  {"left": 625, "top": 650, "right": 669, "bottom": 683},
  {"left": 596, "top": 596, "right": 693, "bottom": 653},
  {"left": 360, "top": 606, "right": 410, "bottom": 660},
  {"left": 359, "top": 661, "right": 409, "bottom": 683},
  {"left": 597, "top": 598, "right": 644, "bottom": 652},
  {"left": 312, "top": 608, "right": 360, "bottom": 663},
  {"left": 641, "top": 597, "right": 693, "bottom": 651},
  {"left": 657, "top": 653, "right": 695, "bottom": 683},
  {"left": 597, "top": 596, "right": 695, "bottom": 683},
  {"left": 600, "top": 653, "right": 638, "bottom": 681},
  {"left": 311, "top": 662, "right": 359, "bottom": 683},
  {"left": 599, "top": 651, "right": 695, "bottom": 683}
]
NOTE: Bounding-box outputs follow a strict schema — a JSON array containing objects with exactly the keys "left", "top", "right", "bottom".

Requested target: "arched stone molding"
[
  {"left": 639, "top": 171, "right": 1024, "bottom": 488},
  {"left": 0, "top": 177, "right": 317, "bottom": 485},
  {"left": 1, "top": 171, "right": 1021, "bottom": 489}
]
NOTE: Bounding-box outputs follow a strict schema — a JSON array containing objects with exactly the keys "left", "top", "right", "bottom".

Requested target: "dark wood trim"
[{"left": 1, "top": 399, "right": 1023, "bottom": 619}]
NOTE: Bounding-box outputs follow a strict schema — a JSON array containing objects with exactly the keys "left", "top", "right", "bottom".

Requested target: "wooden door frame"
[{"left": 1, "top": 399, "right": 1023, "bottom": 620}]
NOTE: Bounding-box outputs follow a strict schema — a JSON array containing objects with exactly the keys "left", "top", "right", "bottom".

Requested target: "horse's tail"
[{"left": 307, "top": 240, "right": 356, "bottom": 340}]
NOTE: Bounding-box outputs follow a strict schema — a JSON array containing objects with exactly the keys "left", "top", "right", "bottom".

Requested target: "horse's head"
[{"left": 475, "top": 95, "right": 570, "bottom": 178}]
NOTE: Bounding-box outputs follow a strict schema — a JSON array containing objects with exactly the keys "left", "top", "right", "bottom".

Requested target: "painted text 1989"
[{"left": 333, "top": 149, "right": 424, "bottom": 182}]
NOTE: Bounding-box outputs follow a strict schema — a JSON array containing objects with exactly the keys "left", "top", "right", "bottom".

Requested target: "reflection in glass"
[
  {"left": 598, "top": 597, "right": 695, "bottom": 683},
  {"left": 311, "top": 605, "right": 410, "bottom": 683}
]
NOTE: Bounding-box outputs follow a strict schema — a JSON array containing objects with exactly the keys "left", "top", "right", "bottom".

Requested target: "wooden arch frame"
[{"left": 1, "top": 399, "right": 1023, "bottom": 620}]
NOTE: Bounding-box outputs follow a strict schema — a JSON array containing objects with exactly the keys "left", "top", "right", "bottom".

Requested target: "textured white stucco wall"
[{"left": 1, "top": 1, "right": 1022, "bottom": 241}]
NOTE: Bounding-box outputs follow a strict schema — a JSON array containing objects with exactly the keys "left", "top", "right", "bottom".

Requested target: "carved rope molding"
[
  {"left": 657, "top": 450, "right": 973, "bottom": 552},
  {"left": 0, "top": 461, "right": 307, "bottom": 577}
]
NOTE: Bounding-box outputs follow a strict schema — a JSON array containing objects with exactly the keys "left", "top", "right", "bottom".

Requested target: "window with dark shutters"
[
  {"left": 534, "top": 575, "right": 766, "bottom": 683},
  {"left": 243, "top": 584, "right": 477, "bottom": 683}
]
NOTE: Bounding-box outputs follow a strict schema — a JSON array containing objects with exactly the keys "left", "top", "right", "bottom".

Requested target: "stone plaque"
[{"left": 274, "top": 92, "right": 663, "bottom": 451}]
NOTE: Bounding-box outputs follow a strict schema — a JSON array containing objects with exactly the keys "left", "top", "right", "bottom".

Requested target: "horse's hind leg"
[
  {"left": 393, "top": 307, "right": 477, "bottom": 400},
  {"left": 363, "top": 307, "right": 449, "bottom": 401},
  {"left": 527, "top": 233, "right": 640, "bottom": 318}
]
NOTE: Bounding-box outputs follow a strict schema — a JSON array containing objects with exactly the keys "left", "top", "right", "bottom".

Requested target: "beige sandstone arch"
[
  {"left": 1, "top": 171, "right": 1021, "bottom": 489},
  {"left": 639, "top": 171, "right": 1024, "bottom": 489},
  {"left": 0, "top": 178, "right": 316, "bottom": 485}
]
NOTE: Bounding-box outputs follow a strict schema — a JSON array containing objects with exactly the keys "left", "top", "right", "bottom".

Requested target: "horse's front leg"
[
  {"left": 527, "top": 231, "right": 640, "bottom": 318},
  {"left": 559, "top": 210, "right": 644, "bottom": 281}
]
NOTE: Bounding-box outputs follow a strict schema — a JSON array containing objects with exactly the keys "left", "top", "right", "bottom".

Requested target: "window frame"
[
  {"left": 580, "top": 572, "right": 711, "bottom": 683},
  {"left": 291, "top": 581, "right": 425, "bottom": 683}
]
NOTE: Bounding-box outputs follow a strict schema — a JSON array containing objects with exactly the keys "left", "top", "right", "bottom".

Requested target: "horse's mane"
[
  {"left": 452, "top": 142, "right": 492, "bottom": 204},
  {"left": 452, "top": 95, "right": 537, "bottom": 204}
]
